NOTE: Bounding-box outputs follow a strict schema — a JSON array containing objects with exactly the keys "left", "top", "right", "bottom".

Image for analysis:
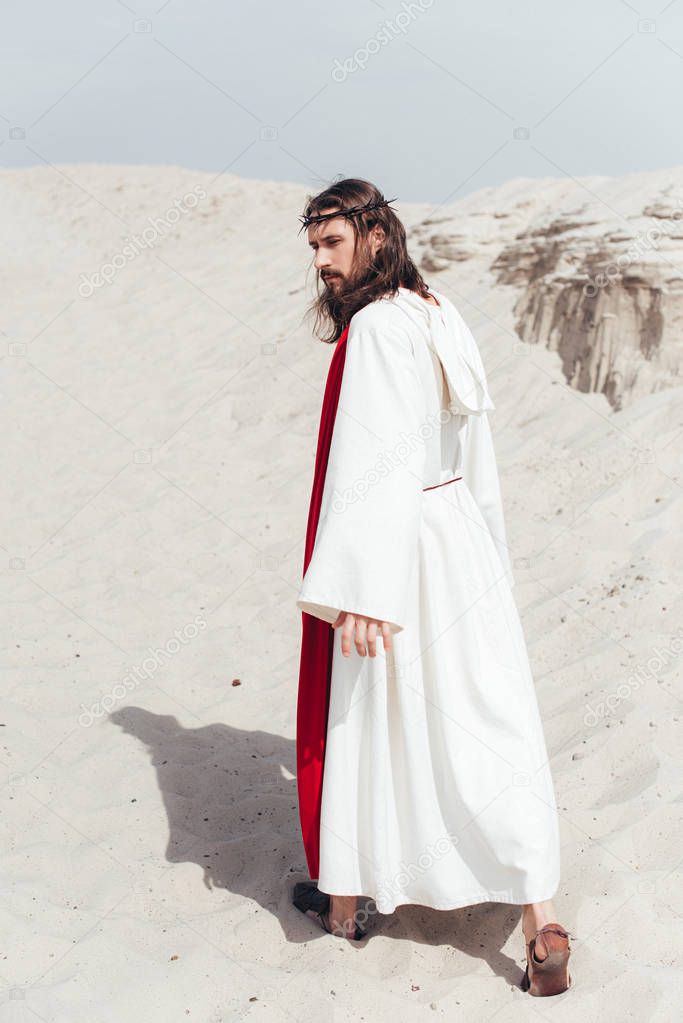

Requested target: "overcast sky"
[{"left": 2, "top": 0, "right": 682, "bottom": 203}]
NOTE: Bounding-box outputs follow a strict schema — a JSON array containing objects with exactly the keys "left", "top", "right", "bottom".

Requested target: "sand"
[{"left": 2, "top": 162, "right": 682, "bottom": 1020}]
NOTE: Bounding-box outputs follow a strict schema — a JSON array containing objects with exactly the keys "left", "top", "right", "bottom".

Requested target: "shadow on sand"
[{"left": 110, "top": 706, "right": 524, "bottom": 986}]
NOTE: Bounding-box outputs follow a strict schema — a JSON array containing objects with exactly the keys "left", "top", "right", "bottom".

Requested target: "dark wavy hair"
[{"left": 300, "top": 177, "right": 432, "bottom": 343}]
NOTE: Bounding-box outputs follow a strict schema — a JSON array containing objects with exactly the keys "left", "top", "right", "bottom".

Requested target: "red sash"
[{"left": 296, "top": 324, "right": 350, "bottom": 880}]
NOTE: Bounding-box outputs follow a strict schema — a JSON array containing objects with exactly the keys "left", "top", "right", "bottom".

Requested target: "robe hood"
[{"left": 385, "top": 287, "right": 495, "bottom": 415}]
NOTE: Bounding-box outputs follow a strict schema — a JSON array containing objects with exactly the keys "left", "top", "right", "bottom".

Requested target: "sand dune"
[{"left": 2, "top": 163, "right": 682, "bottom": 1020}]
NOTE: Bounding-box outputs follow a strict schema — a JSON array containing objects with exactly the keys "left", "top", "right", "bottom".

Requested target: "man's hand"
[{"left": 331, "top": 611, "right": 393, "bottom": 658}]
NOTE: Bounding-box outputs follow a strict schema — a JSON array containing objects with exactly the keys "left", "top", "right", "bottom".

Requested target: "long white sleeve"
[
  {"left": 460, "top": 410, "right": 516, "bottom": 588},
  {"left": 296, "top": 315, "right": 427, "bottom": 632}
]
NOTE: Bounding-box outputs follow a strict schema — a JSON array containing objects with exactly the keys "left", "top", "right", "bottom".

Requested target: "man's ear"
[{"left": 371, "top": 223, "right": 386, "bottom": 253}]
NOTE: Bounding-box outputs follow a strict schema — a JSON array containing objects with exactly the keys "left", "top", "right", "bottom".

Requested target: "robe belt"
[{"left": 422, "top": 475, "right": 463, "bottom": 492}]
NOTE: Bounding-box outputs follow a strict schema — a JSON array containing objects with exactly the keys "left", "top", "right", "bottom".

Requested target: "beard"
[{"left": 321, "top": 267, "right": 371, "bottom": 310}]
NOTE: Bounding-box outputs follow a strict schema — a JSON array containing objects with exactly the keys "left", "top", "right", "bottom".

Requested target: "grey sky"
[{"left": 2, "top": 0, "right": 682, "bottom": 203}]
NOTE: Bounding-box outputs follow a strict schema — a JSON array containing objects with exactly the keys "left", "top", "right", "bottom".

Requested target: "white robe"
[{"left": 296, "top": 287, "right": 561, "bottom": 914}]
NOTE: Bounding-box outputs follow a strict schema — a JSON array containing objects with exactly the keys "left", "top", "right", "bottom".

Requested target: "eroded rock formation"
[{"left": 413, "top": 188, "right": 683, "bottom": 410}]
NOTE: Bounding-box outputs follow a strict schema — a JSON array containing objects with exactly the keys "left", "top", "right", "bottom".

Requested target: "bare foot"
[
  {"left": 522, "top": 900, "right": 558, "bottom": 954},
  {"left": 327, "top": 894, "right": 360, "bottom": 938}
]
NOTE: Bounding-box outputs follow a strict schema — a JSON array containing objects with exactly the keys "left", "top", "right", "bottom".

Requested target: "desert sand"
[{"left": 2, "top": 162, "right": 682, "bottom": 1020}]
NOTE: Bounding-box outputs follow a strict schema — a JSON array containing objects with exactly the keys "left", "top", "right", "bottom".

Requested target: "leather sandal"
[
  {"left": 520, "top": 922, "right": 572, "bottom": 996},
  {"left": 292, "top": 881, "right": 366, "bottom": 941}
]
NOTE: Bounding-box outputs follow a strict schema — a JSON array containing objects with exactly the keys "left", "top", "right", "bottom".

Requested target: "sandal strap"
[
  {"left": 528, "top": 923, "right": 571, "bottom": 964},
  {"left": 528, "top": 922, "right": 571, "bottom": 946},
  {"left": 536, "top": 923, "right": 570, "bottom": 941}
]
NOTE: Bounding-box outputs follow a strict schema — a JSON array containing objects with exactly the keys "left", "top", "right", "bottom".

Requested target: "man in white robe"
[{"left": 293, "top": 181, "right": 571, "bottom": 997}]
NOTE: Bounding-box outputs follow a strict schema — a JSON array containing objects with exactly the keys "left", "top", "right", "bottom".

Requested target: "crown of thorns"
[{"left": 298, "top": 196, "right": 398, "bottom": 235}]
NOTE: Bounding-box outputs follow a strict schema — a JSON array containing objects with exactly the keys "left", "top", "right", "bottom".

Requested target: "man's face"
[{"left": 307, "top": 209, "right": 357, "bottom": 291}]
